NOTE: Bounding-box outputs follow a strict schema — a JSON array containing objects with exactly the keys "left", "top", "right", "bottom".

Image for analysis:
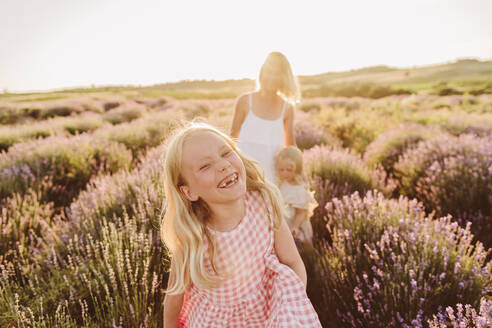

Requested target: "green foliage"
[
  {"left": 0, "top": 186, "right": 58, "bottom": 265},
  {"left": 95, "top": 110, "right": 180, "bottom": 161},
  {"left": 394, "top": 134, "right": 492, "bottom": 248},
  {"left": 1, "top": 212, "right": 168, "bottom": 328},
  {"left": 299, "top": 102, "right": 321, "bottom": 112},
  {"left": 332, "top": 119, "right": 377, "bottom": 153},
  {"left": 303, "top": 83, "right": 411, "bottom": 99},
  {"left": 0, "top": 136, "right": 132, "bottom": 206},
  {"left": 0, "top": 142, "right": 169, "bottom": 327},
  {"left": 364, "top": 123, "right": 443, "bottom": 175},
  {"left": 102, "top": 103, "right": 146, "bottom": 124},
  {"left": 316, "top": 105, "right": 398, "bottom": 153},
  {"left": 304, "top": 146, "right": 387, "bottom": 194},
  {"left": 303, "top": 145, "right": 393, "bottom": 245},
  {"left": 41, "top": 106, "right": 76, "bottom": 119},
  {"left": 68, "top": 145, "right": 166, "bottom": 239},
  {"left": 59, "top": 116, "right": 104, "bottom": 135},
  {"left": 295, "top": 118, "right": 338, "bottom": 150}
]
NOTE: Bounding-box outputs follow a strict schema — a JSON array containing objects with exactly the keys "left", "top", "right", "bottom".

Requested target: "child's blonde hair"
[
  {"left": 257, "top": 52, "right": 301, "bottom": 104},
  {"left": 275, "top": 146, "right": 306, "bottom": 185},
  {"left": 161, "top": 122, "right": 285, "bottom": 295}
]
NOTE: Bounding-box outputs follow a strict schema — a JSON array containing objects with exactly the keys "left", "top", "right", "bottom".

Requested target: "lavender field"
[{"left": 0, "top": 93, "right": 491, "bottom": 327}]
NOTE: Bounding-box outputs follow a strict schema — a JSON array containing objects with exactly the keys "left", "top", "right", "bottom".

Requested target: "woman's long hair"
[
  {"left": 257, "top": 51, "right": 301, "bottom": 104},
  {"left": 161, "top": 122, "right": 285, "bottom": 295}
]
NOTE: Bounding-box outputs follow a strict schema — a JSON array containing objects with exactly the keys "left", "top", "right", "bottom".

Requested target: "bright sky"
[{"left": 1, "top": 0, "right": 491, "bottom": 92}]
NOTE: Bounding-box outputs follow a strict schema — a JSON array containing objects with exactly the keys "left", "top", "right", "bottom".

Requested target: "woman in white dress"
[{"left": 230, "top": 52, "right": 300, "bottom": 183}]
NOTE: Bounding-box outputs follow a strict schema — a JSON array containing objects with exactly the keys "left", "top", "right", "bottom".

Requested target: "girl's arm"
[
  {"left": 163, "top": 259, "right": 184, "bottom": 328},
  {"left": 274, "top": 216, "right": 307, "bottom": 288},
  {"left": 230, "top": 95, "right": 248, "bottom": 139},
  {"left": 291, "top": 208, "right": 308, "bottom": 231},
  {"left": 283, "top": 103, "right": 296, "bottom": 146}
]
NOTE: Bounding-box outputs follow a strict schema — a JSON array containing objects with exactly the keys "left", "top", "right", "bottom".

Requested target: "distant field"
[{"left": 1, "top": 58, "right": 492, "bottom": 102}]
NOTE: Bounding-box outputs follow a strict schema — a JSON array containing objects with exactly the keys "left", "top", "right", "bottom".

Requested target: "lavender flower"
[
  {"left": 394, "top": 134, "right": 492, "bottom": 248},
  {"left": 312, "top": 190, "right": 491, "bottom": 327},
  {"left": 428, "top": 298, "right": 492, "bottom": 328}
]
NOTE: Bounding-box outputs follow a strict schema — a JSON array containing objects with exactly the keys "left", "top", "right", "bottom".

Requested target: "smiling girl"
[{"left": 161, "top": 122, "right": 321, "bottom": 327}]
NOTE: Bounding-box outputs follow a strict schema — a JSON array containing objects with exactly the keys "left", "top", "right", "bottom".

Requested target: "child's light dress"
[
  {"left": 278, "top": 181, "right": 317, "bottom": 244},
  {"left": 178, "top": 190, "right": 321, "bottom": 327},
  {"left": 237, "top": 94, "right": 286, "bottom": 184}
]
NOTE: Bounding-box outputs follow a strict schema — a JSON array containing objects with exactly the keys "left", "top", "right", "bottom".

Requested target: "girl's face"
[
  {"left": 179, "top": 130, "right": 247, "bottom": 206},
  {"left": 276, "top": 158, "right": 296, "bottom": 183}
]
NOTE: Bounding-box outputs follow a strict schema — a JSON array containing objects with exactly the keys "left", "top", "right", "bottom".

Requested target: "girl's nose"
[{"left": 218, "top": 158, "right": 231, "bottom": 172}]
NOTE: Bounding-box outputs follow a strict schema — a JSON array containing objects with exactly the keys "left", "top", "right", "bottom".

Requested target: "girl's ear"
[{"left": 179, "top": 185, "right": 199, "bottom": 202}]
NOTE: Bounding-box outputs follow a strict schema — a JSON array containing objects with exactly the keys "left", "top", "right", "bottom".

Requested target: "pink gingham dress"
[{"left": 178, "top": 190, "right": 321, "bottom": 327}]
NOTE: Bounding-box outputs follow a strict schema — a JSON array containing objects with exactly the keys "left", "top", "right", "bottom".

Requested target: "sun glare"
[{"left": 0, "top": 0, "right": 491, "bottom": 91}]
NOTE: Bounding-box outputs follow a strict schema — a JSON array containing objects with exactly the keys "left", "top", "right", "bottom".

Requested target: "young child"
[
  {"left": 161, "top": 122, "right": 321, "bottom": 328},
  {"left": 275, "top": 146, "right": 317, "bottom": 246}
]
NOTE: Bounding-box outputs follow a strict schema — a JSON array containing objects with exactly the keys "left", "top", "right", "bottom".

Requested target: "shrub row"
[{"left": 311, "top": 191, "right": 491, "bottom": 327}]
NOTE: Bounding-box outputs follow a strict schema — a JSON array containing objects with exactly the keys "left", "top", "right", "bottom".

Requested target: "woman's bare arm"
[
  {"left": 283, "top": 103, "right": 296, "bottom": 146},
  {"left": 230, "top": 94, "right": 248, "bottom": 139}
]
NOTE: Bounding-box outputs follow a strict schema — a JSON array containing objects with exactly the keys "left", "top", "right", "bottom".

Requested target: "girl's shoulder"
[
  {"left": 245, "top": 189, "right": 272, "bottom": 214},
  {"left": 245, "top": 189, "right": 265, "bottom": 206}
]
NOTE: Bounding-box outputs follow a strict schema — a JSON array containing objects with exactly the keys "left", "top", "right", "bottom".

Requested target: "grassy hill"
[
  {"left": 299, "top": 58, "right": 492, "bottom": 97},
  {"left": 301, "top": 59, "right": 492, "bottom": 84},
  {"left": 2, "top": 59, "right": 492, "bottom": 101}
]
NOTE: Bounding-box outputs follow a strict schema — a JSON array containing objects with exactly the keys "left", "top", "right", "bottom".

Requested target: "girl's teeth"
[{"left": 219, "top": 173, "right": 237, "bottom": 188}]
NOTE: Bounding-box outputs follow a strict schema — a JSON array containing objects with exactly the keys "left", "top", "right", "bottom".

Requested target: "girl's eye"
[
  {"left": 200, "top": 164, "right": 210, "bottom": 170},
  {"left": 222, "top": 150, "right": 232, "bottom": 157}
]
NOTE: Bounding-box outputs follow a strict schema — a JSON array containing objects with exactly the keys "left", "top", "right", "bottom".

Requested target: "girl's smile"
[{"left": 217, "top": 172, "right": 239, "bottom": 188}]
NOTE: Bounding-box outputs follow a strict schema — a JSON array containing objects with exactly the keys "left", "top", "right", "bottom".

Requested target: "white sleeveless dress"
[{"left": 237, "top": 94, "right": 286, "bottom": 183}]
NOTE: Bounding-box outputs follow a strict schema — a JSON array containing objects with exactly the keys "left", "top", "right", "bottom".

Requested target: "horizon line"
[{"left": 3, "top": 56, "right": 492, "bottom": 95}]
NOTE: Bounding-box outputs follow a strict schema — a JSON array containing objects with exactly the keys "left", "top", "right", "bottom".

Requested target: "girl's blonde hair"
[
  {"left": 161, "top": 122, "right": 285, "bottom": 295},
  {"left": 257, "top": 51, "right": 301, "bottom": 104},
  {"left": 275, "top": 146, "right": 306, "bottom": 185}
]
